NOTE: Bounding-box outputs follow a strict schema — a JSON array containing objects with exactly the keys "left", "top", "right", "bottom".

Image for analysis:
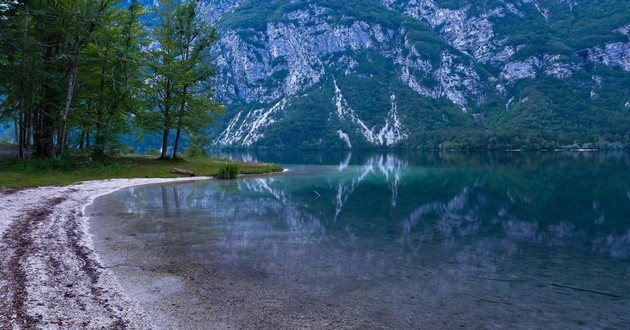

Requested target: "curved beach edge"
[{"left": 0, "top": 177, "right": 210, "bottom": 329}]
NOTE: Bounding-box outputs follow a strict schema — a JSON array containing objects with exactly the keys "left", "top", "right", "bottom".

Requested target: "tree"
[
  {"left": 0, "top": 0, "right": 33, "bottom": 158},
  {"left": 78, "top": 0, "right": 147, "bottom": 156},
  {"left": 0, "top": 0, "right": 120, "bottom": 158},
  {"left": 0, "top": 0, "right": 149, "bottom": 158},
  {"left": 147, "top": 0, "right": 222, "bottom": 159},
  {"left": 1, "top": 0, "right": 221, "bottom": 159}
]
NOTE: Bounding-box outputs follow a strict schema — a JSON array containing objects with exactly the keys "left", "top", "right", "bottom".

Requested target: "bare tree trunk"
[
  {"left": 94, "top": 46, "right": 109, "bottom": 156},
  {"left": 56, "top": 56, "right": 78, "bottom": 155}
]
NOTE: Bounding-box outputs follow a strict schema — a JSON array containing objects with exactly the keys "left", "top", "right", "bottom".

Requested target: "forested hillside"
[{"left": 204, "top": 0, "right": 630, "bottom": 150}]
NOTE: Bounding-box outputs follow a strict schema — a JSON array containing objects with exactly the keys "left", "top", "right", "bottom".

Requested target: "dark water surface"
[{"left": 89, "top": 152, "right": 630, "bottom": 329}]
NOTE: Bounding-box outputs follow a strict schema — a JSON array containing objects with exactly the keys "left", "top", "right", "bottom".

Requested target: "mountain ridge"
[{"left": 199, "top": 0, "right": 629, "bottom": 149}]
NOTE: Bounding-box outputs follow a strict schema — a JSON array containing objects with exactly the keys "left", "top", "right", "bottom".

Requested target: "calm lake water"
[{"left": 89, "top": 152, "right": 630, "bottom": 329}]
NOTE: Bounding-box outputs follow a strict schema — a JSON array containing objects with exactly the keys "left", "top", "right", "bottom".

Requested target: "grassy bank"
[{"left": 0, "top": 153, "right": 283, "bottom": 189}]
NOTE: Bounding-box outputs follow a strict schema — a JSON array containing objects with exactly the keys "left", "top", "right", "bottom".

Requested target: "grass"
[{"left": 0, "top": 152, "right": 283, "bottom": 189}]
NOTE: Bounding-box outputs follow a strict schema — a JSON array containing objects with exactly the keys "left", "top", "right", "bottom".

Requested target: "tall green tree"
[
  {"left": 0, "top": 0, "right": 119, "bottom": 158},
  {"left": 0, "top": 0, "right": 34, "bottom": 158},
  {"left": 78, "top": 0, "right": 147, "bottom": 155},
  {"left": 147, "top": 0, "right": 222, "bottom": 159},
  {"left": 0, "top": 0, "right": 148, "bottom": 158}
]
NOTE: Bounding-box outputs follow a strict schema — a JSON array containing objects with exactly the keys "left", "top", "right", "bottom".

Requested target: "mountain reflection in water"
[{"left": 90, "top": 151, "right": 630, "bottom": 328}]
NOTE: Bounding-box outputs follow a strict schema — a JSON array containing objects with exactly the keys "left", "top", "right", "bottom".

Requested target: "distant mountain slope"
[{"left": 202, "top": 0, "right": 629, "bottom": 149}]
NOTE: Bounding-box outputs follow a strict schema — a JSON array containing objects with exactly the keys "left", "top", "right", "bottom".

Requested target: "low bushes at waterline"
[{"left": 215, "top": 163, "right": 240, "bottom": 179}]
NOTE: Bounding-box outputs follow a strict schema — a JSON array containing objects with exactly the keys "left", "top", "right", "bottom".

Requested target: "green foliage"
[
  {"left": 315, "top": 0, "right": 401, "bottom": 29},
  {"left": 492, "top": 0, "right": 630, "bottom": 57},
  {"left": 144, "top": 0, "right": 222, "bottom": 159},
  {"left": 145, "top": 147, "right": 160, "bottom": 156},
  {"left": 215, "top": 163, "right": 240, "bottom": 179},
  {"left": 0, "top": 0, "right": 150, "bottom": 158},
  {"left": 218, "top": 0, "right": 401, "bottom": 31},
  {"left": 1, "top": 0, "right": 222, "bottom": 161},
  {"left": 185, "top": 133, "right": 212, "bottom": 159},
  {"left": 0, "top": 133, "right": 12, "bottom": 144},
  {"left": 78, "top": 0, "right": 148, "bottom": 156},
  {"left": 184, "top": 143, "right": 208, "bottom": 159}
]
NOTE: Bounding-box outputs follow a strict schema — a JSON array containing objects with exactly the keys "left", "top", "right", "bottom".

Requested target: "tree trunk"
[
  {"left": 14, "top": 118, "right": 19, "bottom": 145},
  {"left": 94, "top": 46, "right": 109, "bottom": 156},
  {"left": 172, "top": 126, "right": 182, "bottom": 159},
  {"left": 159, "top": 79, "right": 172, "bottom": 160},
  {"left": 34, "top": 106, "right": 55, "bottom": 158},
  {"left": 34, "top": 46, "right": 57, "bottom": 158},
  {"left": 172, "top": 85, "right": 188, "bottom": 159},
  {"left": 34, "top": 47, "right": 56, "bottom": 159},
  {"left": 56, "top": 56, "right": 78, "bottom": 155},
  {"left": 79, "top": 130, "right": 85, "bottom": 150},
  {"left": 18, "top": 110, "right": 25, "bottom": 158},
  {"left": 160, "top": 128, "right": 170, "bottom": 159},
  {"left": 18, "top": 7, "right": 29, "bottom": 159}
]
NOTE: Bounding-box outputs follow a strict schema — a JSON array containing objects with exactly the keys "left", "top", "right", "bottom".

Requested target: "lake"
[{"left": 88, "top": 151, "right": 630, "bottom": 329}]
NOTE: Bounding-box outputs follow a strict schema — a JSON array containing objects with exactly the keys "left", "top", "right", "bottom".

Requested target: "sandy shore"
[{"left": 0, "top": 177, "right": 210, "bottom": 329}]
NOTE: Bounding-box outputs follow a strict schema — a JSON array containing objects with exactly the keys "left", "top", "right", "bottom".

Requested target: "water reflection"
[
  {"left": 90, "top": 152, "right": 630, "bottom": 328},
  {"left": 111, "top": 152, "right": 630, "bottom": 260},
  {"left": 333, "top": 154, "right": 407, "bottom": 219}
]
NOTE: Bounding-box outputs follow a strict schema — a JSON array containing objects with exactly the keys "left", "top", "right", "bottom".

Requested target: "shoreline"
[{"left": 0, "top": 177, "right": 210, "bottom": 329}]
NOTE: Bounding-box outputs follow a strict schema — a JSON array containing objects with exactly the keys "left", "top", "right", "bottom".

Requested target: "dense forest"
[{"left": 0, "top": 0, "right": 222, "bottom": 159}]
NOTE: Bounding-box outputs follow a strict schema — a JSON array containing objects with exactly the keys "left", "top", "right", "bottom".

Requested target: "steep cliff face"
[{"left": 202, "top": 0, "right": 629, "bottom": 149}]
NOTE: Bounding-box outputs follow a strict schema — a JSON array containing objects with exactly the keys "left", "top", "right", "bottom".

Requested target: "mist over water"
[{"left": 90, "top": 152, "right": 630, "bottom": 328}]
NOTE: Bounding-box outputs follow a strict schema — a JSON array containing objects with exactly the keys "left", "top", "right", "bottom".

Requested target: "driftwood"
[{"left": 170, "top": 167, "right": 196, "bottom": 177}]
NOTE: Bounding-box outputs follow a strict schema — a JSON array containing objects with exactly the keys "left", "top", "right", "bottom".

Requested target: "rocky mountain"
[{"left": 197, "top": 0, "right": 629, "bottom": 149}]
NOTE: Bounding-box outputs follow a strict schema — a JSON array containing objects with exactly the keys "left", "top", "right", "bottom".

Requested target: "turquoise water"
[{"left": 90, "top": 152, "right": 630, "bottom": 328}]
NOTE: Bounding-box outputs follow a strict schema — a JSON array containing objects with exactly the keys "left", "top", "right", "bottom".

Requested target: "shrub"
[
  {"left": 215, "top": 163, "right": 240, "bottom": 179},
  {"left": 184, "top": 143, "right": 208, "bottom": 159},
  {"left": 145, "top": 148, "right": 160, "bottom": 157},
  {"left": 185, "top": 133, "right": 212, "bottom": 159}
]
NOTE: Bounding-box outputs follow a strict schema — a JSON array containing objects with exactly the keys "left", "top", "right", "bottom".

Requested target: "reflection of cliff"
[
  {"left": 335, "top": 153, "right": 407, "bottom": 219},
  {"left": 241, "top": 153, "right": 630, "bottom": 260},
  {"left": 118, "top": 152, "right": 630, "bottom": 263},
  {"left": 93, "top": 154, "right": 630, "bottom": 329},
  {"left": 238, "top": 178, "right": 287, "bottom": 204},
  {"left": 398, "top": 177, "right": 630, "bottom": 259},
  {"left": 401, "top": 187, "right": 479, "bottom": 243}
]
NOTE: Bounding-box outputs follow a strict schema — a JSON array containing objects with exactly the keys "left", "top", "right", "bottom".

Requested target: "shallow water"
[{"left": 89, "top": 152, "right": 630, "bottom": 329}]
